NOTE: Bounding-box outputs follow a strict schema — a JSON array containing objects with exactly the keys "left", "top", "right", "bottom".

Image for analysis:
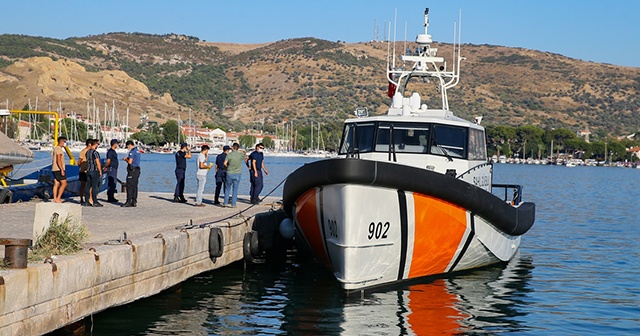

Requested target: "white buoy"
[{"left": 279, "top": 218, "right": 295, "bottom": 239}]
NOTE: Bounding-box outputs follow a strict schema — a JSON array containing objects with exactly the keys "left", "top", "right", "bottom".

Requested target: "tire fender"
[
  {"left": 209, "top": 227, "right": 224, "bottom": 258},
  {"left": 0, "top": 189, "right": 13, "bottom": 204},
  {"left": 243, "top": 231, "right": 260, "bottom": 263}
]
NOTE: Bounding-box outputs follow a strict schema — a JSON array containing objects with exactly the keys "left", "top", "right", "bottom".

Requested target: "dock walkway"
[{"left": 0, "top": 192, "right": 282, "bottom": 335}]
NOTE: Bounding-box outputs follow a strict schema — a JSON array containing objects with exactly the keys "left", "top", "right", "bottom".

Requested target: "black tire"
[
  {"left": 243, "top": 232, "right": 254, "bottom": 263},
  {"left": 0, "top": 189, "right": 13, "bottom": 204},
  {"left": 209, "top": 227, "right": 224, "bottom": 258},
  {"left": 248, "top": 231, "right": 260, "bottom": 256}
]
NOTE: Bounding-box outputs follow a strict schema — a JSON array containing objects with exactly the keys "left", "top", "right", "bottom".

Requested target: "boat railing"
[{"left": 492, "top": 183, "right": 523, "bottom": 205}]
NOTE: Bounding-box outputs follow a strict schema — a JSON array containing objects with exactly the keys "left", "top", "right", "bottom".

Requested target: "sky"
[{"left": 3, "top": 0, "right": 639, "bottom": 67}]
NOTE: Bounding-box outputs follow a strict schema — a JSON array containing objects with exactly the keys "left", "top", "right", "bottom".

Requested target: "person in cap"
[
  {"left": 121, "top": 140, "right": 141, "bottom": 207},
  {"left": 104, "top": 139, "right": 120, "bottom": 202},
  {"left": 194, "top": 145, "right": 213, "bottom": 207},
  {"left": 213, "top": 145, "right": 231, "bottom": 205},
  {"left": 173, "top": 142, "right": 191, "bottom": 203}
]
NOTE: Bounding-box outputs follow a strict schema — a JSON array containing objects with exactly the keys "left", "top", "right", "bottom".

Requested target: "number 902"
[{"left": 368, "top": 222, "right": 390, "bottom": 240}]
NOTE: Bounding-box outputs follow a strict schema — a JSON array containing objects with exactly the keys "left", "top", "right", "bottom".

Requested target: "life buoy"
[
  {"left": 0, "top": 189, "right": 13, "bottom": 204},
  {"left": 208, "top": 227, "right": 224, "bottom": 258}
]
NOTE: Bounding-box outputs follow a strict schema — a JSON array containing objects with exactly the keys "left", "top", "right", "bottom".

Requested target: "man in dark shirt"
[
  {"left": 213, "top": 145, "right": 230, "bottom": 205},
  {"left": 173, "top": 143, "right": 191, "bottom": 203},
  {"left": 105, "top": 139, "right": 120, "bottom": 202},
  {"left": 248, "top": 143, "right": 269, "bottom": 204},
  {"left": 122, "top": 140, "right": 141, "bottom": 207},
  {"left": 84, "top": 139, "right": 103, "bottom": 207}
]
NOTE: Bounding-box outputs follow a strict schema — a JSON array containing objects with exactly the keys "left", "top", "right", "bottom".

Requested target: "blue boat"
[{"left": 0, "top": 109, "right": 107, "bottom": 204}]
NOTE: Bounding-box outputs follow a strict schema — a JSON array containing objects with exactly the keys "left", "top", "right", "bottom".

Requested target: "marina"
[{"left": 0, "top": 2, "right": 638, "bottom": 335}]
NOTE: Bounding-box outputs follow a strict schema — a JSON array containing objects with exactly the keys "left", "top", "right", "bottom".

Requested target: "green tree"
[
  {"left": 238, "top": 134, "right": 256, "bottom": 149},
  {"left": 161, "top": 119, "right": 184, "bottom": 145},
  {"left": 131, "top": 130, "right": 163, "bottom": 145},
  {"left": 59, "top": 118, "right": 88, "bottom": 142},
  {"left": 262, "top": 136, "right": 273, "bottom": 149}
]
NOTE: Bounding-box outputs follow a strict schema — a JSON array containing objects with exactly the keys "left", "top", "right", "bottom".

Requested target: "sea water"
[{"left": 24, "top": 153, "right": 638, "bottom": 335}]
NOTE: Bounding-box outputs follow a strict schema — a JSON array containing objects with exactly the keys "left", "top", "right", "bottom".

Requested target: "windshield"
[
  {"left": 430, "top": 124, "right": 467, "bottom": 158},
  {"left": 376, "top": 122, "right": 430, "bottom": 153},
  {"left": 339, "top": 123, "right": 375, "bottom": 155}
]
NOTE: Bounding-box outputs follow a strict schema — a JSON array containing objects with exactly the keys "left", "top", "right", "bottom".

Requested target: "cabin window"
[
  {"left": 430, "top": 124, "right": 467, "bottom": 158},
  {"left": 339, "top": 123, "right": 375, "bottom": 155},
  {"left": 468, "top": 128, "right": 487, "bottom": 160},
  {"left": 375, "top": 122, "right": 430, "bottom": 153}
]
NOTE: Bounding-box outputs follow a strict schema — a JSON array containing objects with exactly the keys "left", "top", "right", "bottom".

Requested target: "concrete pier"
[{"left": 0, "top": 192, "right": 282, "bottom": 335}]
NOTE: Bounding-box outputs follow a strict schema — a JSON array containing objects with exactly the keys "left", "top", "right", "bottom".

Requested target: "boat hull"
[{"left": 282, "top": 158, "right": 535, "bottom": 291}]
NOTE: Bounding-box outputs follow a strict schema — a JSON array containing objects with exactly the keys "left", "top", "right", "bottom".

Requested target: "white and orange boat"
[{"left": 279, "top": 7, "right": 535, "bottom": 291}]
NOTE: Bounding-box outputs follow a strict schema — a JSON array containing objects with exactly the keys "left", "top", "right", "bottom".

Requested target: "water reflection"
[
  {"left": 84, "top": 253, "right": 533, "bottom": 335},
  {"left": 336, "top": 253, "right": 534, "bottom": 335}
]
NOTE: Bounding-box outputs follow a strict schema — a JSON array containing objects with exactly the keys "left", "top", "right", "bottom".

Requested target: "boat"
[
  {"left": 0, "top": 109, "right": 107, "bottom": 203},
  {"left": 278, "top": 8, "right": 535, "bottom": 291}
]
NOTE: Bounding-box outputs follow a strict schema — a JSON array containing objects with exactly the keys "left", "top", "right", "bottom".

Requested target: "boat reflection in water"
[
  {"left": 337, "top": 253, "right": 533, "bottom": 335},
  {"left": 87, "top": 253, "right": 533, "bottom": 335}
]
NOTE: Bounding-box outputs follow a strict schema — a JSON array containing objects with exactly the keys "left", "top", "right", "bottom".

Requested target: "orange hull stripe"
[
  {"left": 295, "top": 189, "right": 330, "bottom": 266},
  {"left": 408, "top": 194, "right": 467, "bottom": 278}
]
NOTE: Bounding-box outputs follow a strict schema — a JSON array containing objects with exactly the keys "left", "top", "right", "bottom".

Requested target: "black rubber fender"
[
  {"left": 209, "top": 227, "right": 224, "bottom": 258},
  {"left": 0, "top": 189, "right": 13, "bottom": 204},
  {"left": 242, "top": 231, "right": 259, "bottom": 263}
]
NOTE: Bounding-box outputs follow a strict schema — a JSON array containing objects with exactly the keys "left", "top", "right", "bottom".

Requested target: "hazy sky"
[{"left": 3, "top": 0, "right": 639, "bottom": 67}]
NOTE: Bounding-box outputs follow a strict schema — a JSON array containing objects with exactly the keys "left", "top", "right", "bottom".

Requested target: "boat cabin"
[{"left": 338, "top": 118, "right": 490, "bottom": 187}]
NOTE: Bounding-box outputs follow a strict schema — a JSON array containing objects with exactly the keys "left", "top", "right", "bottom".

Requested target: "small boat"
[
  {"left": 0, "top": 109, "right": 107, "bottom": 203},
  {"left": 279, "top": 8, "right": 535, "bottom": 291}
]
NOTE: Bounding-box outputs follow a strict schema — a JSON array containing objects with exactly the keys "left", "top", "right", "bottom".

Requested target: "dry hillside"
[{"left": 0, "top": 33, "right": 638, "bottom": 137}]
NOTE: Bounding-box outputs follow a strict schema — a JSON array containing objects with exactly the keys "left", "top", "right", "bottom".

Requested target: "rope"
[{"left": 195, "top": 176, "right": 288, "bottom": 228}]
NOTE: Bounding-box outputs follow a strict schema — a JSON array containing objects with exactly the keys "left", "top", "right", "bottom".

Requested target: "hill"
[{"left": 0, "top": 33, "right": 638, "bottom": 139}]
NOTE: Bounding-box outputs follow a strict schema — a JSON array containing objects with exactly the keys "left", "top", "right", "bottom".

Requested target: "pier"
[{"left": 0, "top": 192, "right": 283, "bottom": 335}]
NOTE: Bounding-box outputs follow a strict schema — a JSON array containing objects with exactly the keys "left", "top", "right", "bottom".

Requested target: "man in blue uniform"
[
  {"left": 213, "top": 145, "right": 230, "bottom": 205},
  {"left": 122, "top": 140, "right": 141, "bottom": 207},
  {"left": 173, "top": 143, "right": 191, "bottom": 203},
  {"left": 248, "top": 143, "right": 269, "bottom": 204},
  {"left": 105, "top": 139, "right": 120, "bottom": 202}
]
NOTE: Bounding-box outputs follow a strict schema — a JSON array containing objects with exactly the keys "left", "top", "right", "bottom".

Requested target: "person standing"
[
  {"left": 77, "top": 139, "right": 92, "bottom": 204},
  {"left": 213, "top": 145, "right": 230, "bottom": 205},
  {"left": 194, "top": 145, "right": 213, "bottom": 207},
  {"left": 173, "top": 143, "right": 191, "bottom": 203},
  {"left": 248, "top": 143, "right": 269, "bottom": 204},
  {"left": 84, "top": 139, "right": 103, "bottom": 207},
  {"left": 121, "top": 140, "right": 141, "bottom": 207},
  {"left": 51, "top": 136, "right": 68, "bottom": 203},
  {"left": 104, "top": 139, "right": 120, "bottom": 202},
  {"left": 223, "top": 143, "right": 244, "bottom": 208}
]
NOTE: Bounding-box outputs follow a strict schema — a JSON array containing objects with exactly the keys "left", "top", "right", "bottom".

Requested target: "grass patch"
[{"left": 29, "top": 215, "right": 89, "bottom": 262}]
